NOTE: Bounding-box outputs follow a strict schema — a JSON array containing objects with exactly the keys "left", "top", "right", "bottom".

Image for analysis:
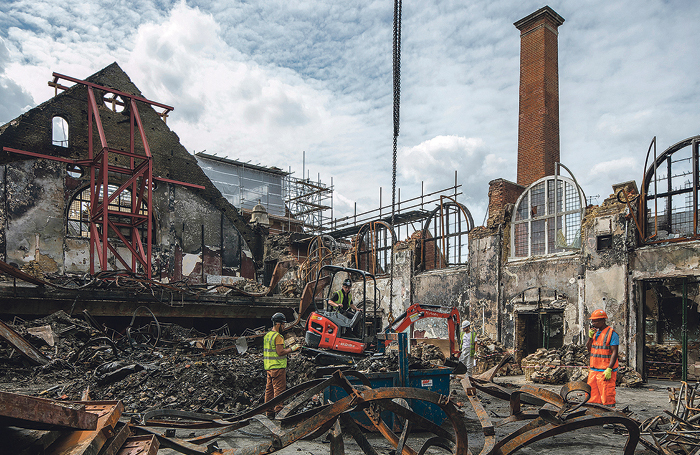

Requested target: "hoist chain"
[{"left": 389, "top": 0, "right": 402, "bottom": 324}]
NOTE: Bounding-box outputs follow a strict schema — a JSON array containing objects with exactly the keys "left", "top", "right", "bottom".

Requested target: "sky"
[{"left": 1, "top": 0, "right": 699, "bottom": 229}]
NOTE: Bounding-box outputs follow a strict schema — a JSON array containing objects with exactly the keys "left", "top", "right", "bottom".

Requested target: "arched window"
[
  {"left": 511, "top": 176, "right": 583, "bottom": 258},
  {"left": 355, "top": 221, "right": 396, "bottom": 275},
  {"left": 417, "top": 201, "right": 474, "bottom": 271},
  {"left": 52, "top": 117, "right": 69, "bottom": 147},
  {"left": 643, "top": 136, "right": 700, "bottom": 242},
  {"left": 67, "top": 185, "right": 150, "bottom": 241}
]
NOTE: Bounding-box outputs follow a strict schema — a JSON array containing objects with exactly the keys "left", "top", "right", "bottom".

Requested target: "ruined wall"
[
  {"left": 581, "top": 201, "right": 636, "bottom": 366},
  {"left": 467, "top": 231, "right": 501, "bottom": 342},
  {"left": 411, "top": 265, "right": 468, "bottom": 337},
  {"left": 0, "top": 160, "right": 65, "bottom": 274},
  {"left": 502, "top": 255, "right": 580, "bottom": 348},
  {"left": 0, "top": 63, "right": 256, "bottom": 280}
]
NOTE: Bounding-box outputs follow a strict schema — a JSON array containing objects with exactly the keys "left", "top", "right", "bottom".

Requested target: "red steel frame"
[{"left": 3, "top": 72, "right": 204, "bottom": 279}]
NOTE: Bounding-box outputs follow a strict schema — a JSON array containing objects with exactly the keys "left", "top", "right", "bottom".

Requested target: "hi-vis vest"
[
  {"left": 263, "top": 330, "right": 286, "bottom": 370},
  {"left": 589, "top": 326, "right": 618, "bottom": 371},
  {"left": 459, "top": 330, "right": 477, "bottom": 356},
  {"left": 332, "top": 290, "right": 352, "bottom": 311}
]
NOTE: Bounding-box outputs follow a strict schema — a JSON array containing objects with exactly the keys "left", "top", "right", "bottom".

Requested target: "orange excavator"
[{"left": 299, "top": 265, "right": 461, "bottom": 365}]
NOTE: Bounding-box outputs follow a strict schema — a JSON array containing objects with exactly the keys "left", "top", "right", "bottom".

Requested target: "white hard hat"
[{"left": 461, "top": 320, "right": 470, "bottom": 329}]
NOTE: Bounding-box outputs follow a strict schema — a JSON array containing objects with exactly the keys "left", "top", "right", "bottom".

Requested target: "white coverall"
[{"left": 460, "top": 330, "right": 477, "bottom": 376}]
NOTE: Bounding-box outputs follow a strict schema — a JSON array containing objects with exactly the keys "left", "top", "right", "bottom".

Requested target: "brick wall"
[
  {"left": 514, "top": 6, "right": 564, "bottom": 187},
  {"left": 486, "top": 178, "right": 525, "bottom": 228}
]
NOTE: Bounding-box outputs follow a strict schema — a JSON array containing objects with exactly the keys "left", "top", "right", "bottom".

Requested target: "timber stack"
[{"left": 475, "top": 335, "right": 523, "bottom": 376}]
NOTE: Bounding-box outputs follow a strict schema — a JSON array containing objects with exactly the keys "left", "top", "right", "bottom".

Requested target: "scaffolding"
[{"left": 283, "top": 174, "right": 333, "bottom": 234}]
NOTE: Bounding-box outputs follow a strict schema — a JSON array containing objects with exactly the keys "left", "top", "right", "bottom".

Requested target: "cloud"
[
  {"left": 0, "top": 38, "right": 34, "bottom": 124},
  {"left": 1, "top": 0, "right": 700, "bottom": 225}
]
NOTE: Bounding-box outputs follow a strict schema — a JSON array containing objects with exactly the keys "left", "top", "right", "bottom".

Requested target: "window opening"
[
  {"left": 355, "top": 221, "right": 395, "bottom": 275},
  {"left": 511, "top": 175, "right": 583, "bottom": 258},
  {"left": 596, "top": 234, "right": 612, "bottom": 250},
  {"left": 66, "top": 164, "right": 84, "bottom": 179},
  {"left": 418, "top": 199, "right": 473, "bottom": 271},
  {"left": 642, "top": 136, "right": 700, "bottom": 242},
  {"left": 68, "top": 185, "right": 150, "bottom": 241},
  {"left": 103, "top": 93, "right": 126, "bottom": 112},
  {"left": 52, "top": 116, "right": 69, "bottom": 147}
]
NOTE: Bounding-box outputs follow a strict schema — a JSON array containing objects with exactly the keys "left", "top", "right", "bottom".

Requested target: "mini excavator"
[{"left": 300, "top": 265, "right": 462, "bottom": 365}]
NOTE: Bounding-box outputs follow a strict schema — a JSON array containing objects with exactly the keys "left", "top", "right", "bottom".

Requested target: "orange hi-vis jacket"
[{"left": 589, "top": 326, "right": 619, "bottom": 371}]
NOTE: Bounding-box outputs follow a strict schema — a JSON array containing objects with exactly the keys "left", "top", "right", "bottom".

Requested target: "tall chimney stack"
[{"left": 514, "top": 6, "right": 564, "bottom": 187}]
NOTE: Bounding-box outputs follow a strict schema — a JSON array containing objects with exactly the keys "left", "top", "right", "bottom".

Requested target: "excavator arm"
[{"left": 384, "top": 303, "right": 461, "bottom": 358}]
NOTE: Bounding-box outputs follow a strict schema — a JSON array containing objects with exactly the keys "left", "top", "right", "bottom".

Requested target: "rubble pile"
[
  {"left": 646, "top": 344, "right": 682, "bottom": 379},
  {"left": 355, "top": 348, "right": 440, "bottom": 373},
  {"left": 522, "top": 344, "right": 643, "bottom": 387},
  {"left": 0, "top": 312, "right": 317, "bottom": 415},
  {"left": 475, "top": 335, "right": 523, "bottom": 376},
  {"left": 523, "top": 345, "right": 589, "bottom": 384},
  {"left": 411, "top": 342, "right": 446, "bottom": 364}
]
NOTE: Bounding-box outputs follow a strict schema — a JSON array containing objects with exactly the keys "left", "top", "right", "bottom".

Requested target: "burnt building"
[{"left": 0, "top": 64, "right": 298, "bottom": 327}]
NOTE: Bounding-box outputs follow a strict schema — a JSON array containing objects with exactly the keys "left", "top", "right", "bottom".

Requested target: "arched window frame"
[
  {"left": 510, "top": 175, "right": 584, "bottom": 259},
  {"left": 642, "top": 136, "right": 700, "bottom": 242},
  {"left": 67, "top": 185, "right": 151, "bottom": 242}
]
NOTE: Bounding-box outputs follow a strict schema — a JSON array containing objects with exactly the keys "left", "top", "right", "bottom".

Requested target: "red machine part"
[
  {"left": 388, "top": 304, "right": 461, "bottom": 358},
  {"left": 306, "top": 314, "right": 366, "bottom": 354}
]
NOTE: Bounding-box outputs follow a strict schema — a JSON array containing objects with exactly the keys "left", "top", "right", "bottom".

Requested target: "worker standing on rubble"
[
  {"left": 264, "top": 312, "right": 300, "bottom": 418},
  {"left": 586, "top": 309, "right": 619, "bottom": 406},
  {"left": 327, "top": 278, "right": 363, "bottom": 316},
  {"left": 459, "top": 320, "right": 477, "bottom": 376}
]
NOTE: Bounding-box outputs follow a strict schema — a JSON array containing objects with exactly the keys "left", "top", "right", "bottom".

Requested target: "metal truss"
[{"left": 4, "top": 72, "right": 204, "bottom": 279}]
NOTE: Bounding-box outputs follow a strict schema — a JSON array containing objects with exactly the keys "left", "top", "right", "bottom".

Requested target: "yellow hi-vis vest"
[
  {"left": 263, "top": 330, "right": 286, "bottom": 370},
  {"left": 459, "top": 330, "right": 477, "bottom": 357}
]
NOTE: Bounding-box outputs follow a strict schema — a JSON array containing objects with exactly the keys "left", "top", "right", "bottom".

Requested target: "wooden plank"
[
  {"left": 0, "top": 319, "right": 49, "bottom": 365},
  {"left": 46, "top": 401, "right": 124, "bottom": 455},
  {"left": 0, "top": 391, "right": 97, "bottom": 430}
]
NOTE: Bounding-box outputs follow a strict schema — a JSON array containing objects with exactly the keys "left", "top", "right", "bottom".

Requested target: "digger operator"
[{"left": 327, "top": 278, "right": 363, "bottom": 317}]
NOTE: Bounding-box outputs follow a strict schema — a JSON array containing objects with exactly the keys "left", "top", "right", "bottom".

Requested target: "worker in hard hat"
[
  {"left": 586, "top": 309, "right": 619, "bottom": 406},
  {"left": 459, "top": 320, "right": 477, "bottom": 376},
  {"left": 263, "top": 312, "right": 300, "bottom": 418},
  {"left": 327, "top": 278, "right": 363, "bottom": 316}
]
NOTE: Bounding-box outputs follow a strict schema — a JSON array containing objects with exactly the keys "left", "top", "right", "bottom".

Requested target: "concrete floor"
[{"left": 154, "top": 375, "right": 682, "bottom": 455}]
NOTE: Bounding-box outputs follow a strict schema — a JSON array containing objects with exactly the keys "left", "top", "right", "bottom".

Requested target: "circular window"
[{"left": 66, "top": 164, "right": 84, "bottom": 179}]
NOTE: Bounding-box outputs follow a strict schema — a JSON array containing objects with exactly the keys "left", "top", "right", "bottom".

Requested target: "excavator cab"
[{"left": 304, "top": 265, "right": 379, "bottom": 356}]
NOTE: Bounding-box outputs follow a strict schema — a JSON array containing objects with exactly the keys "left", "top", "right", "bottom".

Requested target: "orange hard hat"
[{"left": 589, "top": 309, "right": 608, "bottom": 320}]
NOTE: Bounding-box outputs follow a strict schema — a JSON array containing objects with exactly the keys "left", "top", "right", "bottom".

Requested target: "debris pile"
[
  {"left": 355, "top": 347, "right": 441, "bottom": 373},
  {"left": 522, "top": 345, "right": 589, "bottom": 384},
  {"left": 0, "top": 311, "right": 316, "bottom": 415},
  {"left": 522, "top": 344, "right": 643, "bottom": 386},
  {"left": 646, "top": 344, "right": 682, "bottom": 379},
  {"left": 475, "top": 335, "right": 523, "bottom": 376}
]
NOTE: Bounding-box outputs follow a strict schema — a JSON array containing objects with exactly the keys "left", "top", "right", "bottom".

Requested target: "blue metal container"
[{"left": 324, "top": 366, "right": 451, "bottom": 431}]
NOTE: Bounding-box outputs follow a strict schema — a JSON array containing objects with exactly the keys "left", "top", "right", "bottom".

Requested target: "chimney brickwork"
[{"left": 514, "top": 6, "right": 564, "bottom": 187}]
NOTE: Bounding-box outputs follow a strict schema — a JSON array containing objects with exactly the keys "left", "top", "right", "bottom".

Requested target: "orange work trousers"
[
  {"left": 587, "top": 369, "right": 616, "bottom": 406},
  {"left": 265, "top": 368, "right": 287, "bottom": 413}
]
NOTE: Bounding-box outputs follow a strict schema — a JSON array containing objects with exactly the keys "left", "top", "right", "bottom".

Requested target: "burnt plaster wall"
[
  {"left": 467, "top": 232, "right": 501, "bottom": 342},
  {"left": 502, "top": 255, "right": 580, "bottom": 347},
  {"left": 411, "top": 265, "right": 468, "bottom": 338},
  {"left": 0, "top": 63, "right": 259, "bottom": 279},
  {"left": 0, "top": 160, "right": 65, "bottom": 273},
  {"left": 631, "top": 241, "right": 700, "bottom": 280},
  {"left": 581, "top": 202, "right": 635, "bottom": 366}
]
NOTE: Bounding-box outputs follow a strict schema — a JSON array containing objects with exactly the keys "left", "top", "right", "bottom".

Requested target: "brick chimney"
[{"left": 514, "top": 6, "right": 564, "bottom": 187}]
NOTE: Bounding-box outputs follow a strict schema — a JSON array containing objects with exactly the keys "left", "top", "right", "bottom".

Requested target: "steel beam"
[{"left": 0, "top": 392, "right": 97, "bottom": 430}]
